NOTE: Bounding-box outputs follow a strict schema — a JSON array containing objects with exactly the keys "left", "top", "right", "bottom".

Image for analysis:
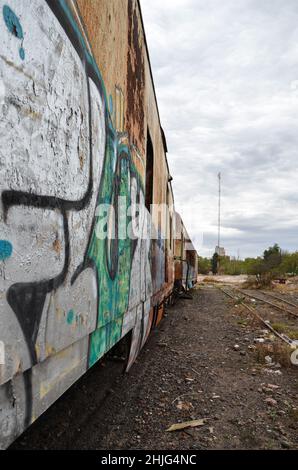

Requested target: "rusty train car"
[
  {"left": 0, "top": 0, "right": 198, "bottom": 448},
  {"left": 174, "top": 213, "right": 198, "bottom": 294}
]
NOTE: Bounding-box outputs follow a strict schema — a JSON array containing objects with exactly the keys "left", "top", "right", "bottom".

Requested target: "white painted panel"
[{"left": 0, "top": 0, "right": 90, "bottom": 200}]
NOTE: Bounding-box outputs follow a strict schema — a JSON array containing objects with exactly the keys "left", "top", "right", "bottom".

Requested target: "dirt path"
[{"left": 11, "top": 286, "right": 298, "bottom": 450}]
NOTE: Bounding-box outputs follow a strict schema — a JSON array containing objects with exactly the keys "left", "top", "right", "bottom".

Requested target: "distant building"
[{"left": 215, "top": 246, "right": 226, "bottom": 257}]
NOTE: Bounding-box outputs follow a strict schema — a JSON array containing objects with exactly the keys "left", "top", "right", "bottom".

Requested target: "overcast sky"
[{"left": 141, "top": 0, "right": 298, "bottom": 259}]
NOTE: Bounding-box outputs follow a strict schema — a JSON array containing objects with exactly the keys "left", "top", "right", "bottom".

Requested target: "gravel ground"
[{"left": 11, "top": 285, "right": 298, "bottom": 450}]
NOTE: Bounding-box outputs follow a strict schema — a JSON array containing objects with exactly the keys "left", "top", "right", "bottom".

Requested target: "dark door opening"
[{"left": 145, "top": 130, "right": 154, "bottom": 213}]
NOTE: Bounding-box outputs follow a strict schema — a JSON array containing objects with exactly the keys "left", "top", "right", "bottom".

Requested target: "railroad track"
[
  {"left": 219, "top": 286, "right": 298, "bottom": 366},
  {"left": 260, "top": 290, "right": 298, "bottom": 309},
  {"left": 232, "top": 287, "right": 298, "bottom": 319}
]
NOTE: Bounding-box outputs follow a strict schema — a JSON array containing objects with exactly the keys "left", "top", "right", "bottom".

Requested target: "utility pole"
[
  {"left": 216, "top": 172, "right": 221, "bottom": 275},
  {"left": 218, "top": 172, "right": 221, "bottom": 250}
]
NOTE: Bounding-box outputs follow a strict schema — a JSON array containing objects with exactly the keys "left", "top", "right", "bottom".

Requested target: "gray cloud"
[{"left": 141, "top": 0, "right": 298, "bottom": 258}]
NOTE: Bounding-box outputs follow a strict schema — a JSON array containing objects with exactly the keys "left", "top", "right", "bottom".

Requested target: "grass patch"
[
  {"left": 272, "top": 322, "right": 298, "bottom": 340},
  {"left": 203, "top": 277, "right": 220, "bottom": 283},
  {"left": 237, "top": 319, "right": 248, "bottom": 326},
  {"left": 241, "top": 278, "right": 259, "bottom": 289},
  {"left": 255, "top": 342, "right": 293, "bottom": 368},
  {"left": 235, "top": 296, "right": 245, "bottom": 305}
]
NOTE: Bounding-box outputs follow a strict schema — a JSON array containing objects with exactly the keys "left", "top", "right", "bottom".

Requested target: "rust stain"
[
  {"left": 0, "top": 54, "right": 35, "bottom": 81},
  {"left": 127, "top": 0, "right": 145, "bottom": 152},
  {"left": 35, "top": 344, "right": 40, "bottom": 361},
  {"left": 79, "top": 152, "right": 85, "bottom": 171},
  {"left": 23, "top": 108, "right": 42, "bottom": 120},
  {"left": 53, "top": 238, "right": 62, "bottom": 254},
  {"left": 45, "top": 343, "right": 56, "bottom": 357}
]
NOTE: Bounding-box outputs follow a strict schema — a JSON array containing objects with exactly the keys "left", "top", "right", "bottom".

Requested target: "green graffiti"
[
  {"left": 89, "top": 318, "right": 124, "bottom": 367},
  {"left": 67, "top": 309, "right": 75, "bottom": 325},
  {"left": 57, "top": 0, "right": 145, "bottom": 368},
  {"left": 88, "top": 125, "right": 141, "bottom": 367}
]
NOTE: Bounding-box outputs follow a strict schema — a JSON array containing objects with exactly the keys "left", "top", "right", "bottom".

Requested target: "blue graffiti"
[
  {"left": 66, "top": 309, "right": 74, "bottom": 325},
  {"left": 19, "top": 46, "right": 25, "bottom": 60},
  {"left": 0, "top": 240, "right": 13, "bottom": 261},
  {"left": 3, "top": 5, "right": 25, "bottom": 60}
]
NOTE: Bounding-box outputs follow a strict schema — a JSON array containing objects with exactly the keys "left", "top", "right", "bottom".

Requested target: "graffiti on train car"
[{"left": 0, "top": 0, "right": 154, "bottom": 442}]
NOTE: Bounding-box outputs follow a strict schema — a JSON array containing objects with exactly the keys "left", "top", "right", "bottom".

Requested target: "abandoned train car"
[
  {"left": 174, "top": 213, "right": 198, "bottom": 293},
  {"left": 0, "top": 0, "right": 198, "bottom": 448}
]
